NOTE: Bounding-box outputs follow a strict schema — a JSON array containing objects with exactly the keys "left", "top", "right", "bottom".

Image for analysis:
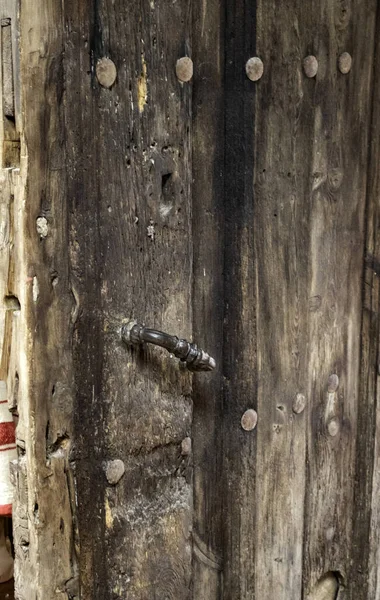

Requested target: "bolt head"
[
  {"left": 176, "top": 57, "right": 193, "bottom": 82},
  {"left": 303, "top": 55, "right": 318, "bottom": 78},
  {"left": 338, "top": 52, "right": 352, "bottom": 74},
  {"left": 245, "top": 57, "right": 264, "bottom": 82},
  {"left": 96, "top": 57, "right": 117, "bottom": 88},
  {"left": 104, "top": 459, "right": 125, "bottom": 485},
  {"left": 241, "top": 409, "right": 258, "bottom": 431}
]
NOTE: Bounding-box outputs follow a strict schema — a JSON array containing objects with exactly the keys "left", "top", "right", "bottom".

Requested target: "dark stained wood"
[
  {"left": 191, "top": 0, "right": 224, "bottom": 597},
  {"left": 221, "top": 0, "right": 258, "bottom": 597},
  {"left": 64, "top": 0, "right": 193, "bottom": 597},
  {"left": 351, "top": 3, "right": 380, "bottom": 598}
]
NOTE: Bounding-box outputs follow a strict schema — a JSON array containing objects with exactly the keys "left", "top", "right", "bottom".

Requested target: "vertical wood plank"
[
  {"left": 64, "top": 0, "right": 194, "bottom": 597},
  {"left": 302, "top": 1, "right": 377, "bottom": 596},
  {"left": 356, "top": 3, "right": 380, "bottom": 598},
  {"left": 10, "top": 0, "right": 78, "bottom": 597},
  {"left": 192, "top": 0, "right": 224, "bottom": 597},
  {"left": 253, "top": 2, "right": 313, "bottom": 597},
  {"left": 221, "top": 0, "right": 257, "bottom": 597}
]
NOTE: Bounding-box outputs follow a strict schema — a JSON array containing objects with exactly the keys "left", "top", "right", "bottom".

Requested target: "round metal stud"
[
  {"left": 104, "top": 459, "right": 125, "bottom": 485},
  {"left": 96, "top": 57, "right": 117, "bottom": 88},
  {"left": 303, "top": 55, "right": 318, "bottom": 78},
  {"left": 245, "top": 57, "right": 264, "bottom": 82},
  {"left": 338, "top": 52, "right": 352, "bottom": 74},
  {"left": 176, "top": 57, "right": 193, "bottom": 82},
  {"left": 241, "top": 409, "right": 258, "bottom": 431}
]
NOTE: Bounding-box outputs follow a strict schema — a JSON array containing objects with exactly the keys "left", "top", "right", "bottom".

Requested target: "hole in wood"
[
  {"left": 3, "top": 295, "right": 20, "bottom": 311},
  {"left": 308, "top": 571, "right": 340, "bottom": 600},
  {"left": 161, "top": 172, "right": 172, "bottom": 190}
]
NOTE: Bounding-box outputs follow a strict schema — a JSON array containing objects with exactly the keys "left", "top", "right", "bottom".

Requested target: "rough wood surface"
[
  {"left": 192, "top": 0, "right": 224, "bottom": 597},
  {"left": 3, "top": 1, "right": 78, "bottom": 598},
  {"left": 5, "top": 0, "right": 380, "bottom": 598},
  {"left": 221, "top": 0, "right": 257, "bottom": 597},
  {"left": 64, "top": 1, "right": 193, "bottom": 597},
  {"left": 301, "top": 1, "right": 377, "bottom": 596},
  {"left": 253, "top": 1, "right": 311, "bottom": 596},
  {"left": 357, "top": 3, "right": 380, "bottom": 598}
]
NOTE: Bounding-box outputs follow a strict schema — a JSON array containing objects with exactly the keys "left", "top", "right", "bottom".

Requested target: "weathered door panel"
[
  {"left": 5, "top": 0, "right": 380, "bottom": 598},
  {"left": 64, "top": 0, "right": 193, "bottom": 597}
]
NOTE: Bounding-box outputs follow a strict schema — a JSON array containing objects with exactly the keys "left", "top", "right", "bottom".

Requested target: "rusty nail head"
[
  {"left": 241, "top": 409, "right": 258, "bottom": 431},
  {"left": 303, "top": 55, "right": 318, "bottom": 78},
  {"left": 338, "top": 52, "right": 352, "bottom": 74},
  {"left": 245, "top": 57, "right": 264, "bottom": 81},
  {"left": 176, "top": 57, "right": 193, "bottom": 82},
  {"left": 96, "top": 57, "right": 117, "bottom": 88}
]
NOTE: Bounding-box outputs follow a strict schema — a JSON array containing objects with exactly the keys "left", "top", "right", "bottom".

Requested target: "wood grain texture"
[
  {"left": 63, "top": 0, "right": 193, "bottom": 597},
  {"left": 6, "top": 0, "right": 380, "bottom": 598},
  {"left": 6, "top": 0, "right": 77, "bottom": 597},
  {"left": 221, "top": 0, "right": 257, "bottom": 597},
  {"left": 302, "top": 1, "right": 377, "bottom": 596},
  {"left": 357, "top": 3, "right": 380, "bottom": 598},
  {"left": 253, "top": 1, "right": 313, "bottom": 597},
  {"left": 192, "top": 0, "right": 224, "bottom": 597}
]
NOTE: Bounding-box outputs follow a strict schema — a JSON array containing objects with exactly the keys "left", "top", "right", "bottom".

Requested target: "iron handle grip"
[{"left": 121, "top": 321, "right": 216, "bottom": 372}]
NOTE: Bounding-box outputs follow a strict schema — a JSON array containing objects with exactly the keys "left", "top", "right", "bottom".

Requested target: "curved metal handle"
[{"left": 120, "top": 320, "right": 216, "bottom": 372}]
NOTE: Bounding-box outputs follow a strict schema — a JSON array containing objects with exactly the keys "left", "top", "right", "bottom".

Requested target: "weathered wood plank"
[
  {"left": 63, "top": 0, "right": 193, "bottom": 597},
  {"left": 221, "top": 0, "right": 258, "bottom": 597},
  {"left": 357, "top": 4, "right": 380, "bottom": 598},
  {"left": 302, "top": 0, "right": 377, "bottom": 597},
  {"left": 252, "top": 2, "right": 315, "bottom": 598},
  {"left": 9, "top": 0, "right": 77, "bottom": 597},
  {"left": 192, "top": 0, "right": 224, "bottom": 597}
]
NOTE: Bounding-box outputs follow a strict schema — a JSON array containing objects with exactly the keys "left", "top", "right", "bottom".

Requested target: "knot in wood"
[
  {"left": 104, "top": 459, "right": 125, "bottom": 485},
  {"left": 303, "top": 55, "right": 318, "bottom": 78},
  {"left": 327, "top": 418, "right": 340, "bottom": 437},
  {"left": 327, "top": 374, "right": 339, "bottom": 393},
  {"left": 176, "top": 57, "right": 193, "bottom": 82},
  {"left": 245, "top": 57, "right": 264, "bottom": 82},
  {"left": 338, "top": 51, "right": 352, "bottom": 74},
  {"left": 241, "top": 409, "right": 258, "bottom": 431},
  {"left": 292, "top": 393, "right": 306, "bottom": 415},
  {"left": 96, "top": 57, "right": 117, "bottom": 88}
]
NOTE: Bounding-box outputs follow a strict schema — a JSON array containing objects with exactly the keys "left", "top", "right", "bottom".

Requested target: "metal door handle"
[{"left": 121, "top": 320, "right": 216, "bottom": 372}]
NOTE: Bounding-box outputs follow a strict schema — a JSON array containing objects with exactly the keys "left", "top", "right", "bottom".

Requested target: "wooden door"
[{"left": 1, "top": 0, "right": 380, "bottom": 598}]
